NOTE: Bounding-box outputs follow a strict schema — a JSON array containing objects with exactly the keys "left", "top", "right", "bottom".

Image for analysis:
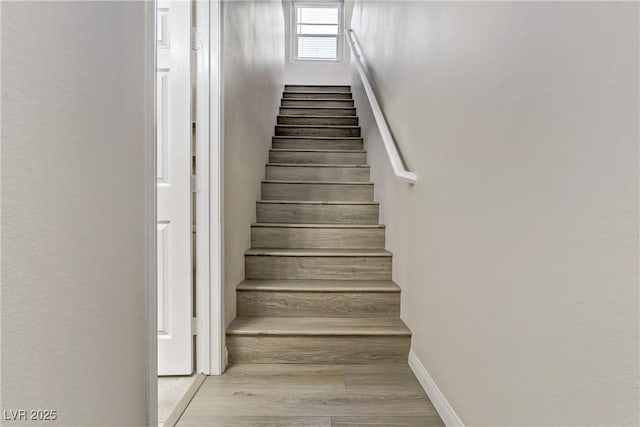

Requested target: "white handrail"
[{"left": 345, "top": 29, "right": 417, "bottom": 184}]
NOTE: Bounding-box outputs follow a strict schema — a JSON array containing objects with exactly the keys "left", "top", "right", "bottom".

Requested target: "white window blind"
[{"left": 294, "top": 4, "right": 341, "bottom": 61}]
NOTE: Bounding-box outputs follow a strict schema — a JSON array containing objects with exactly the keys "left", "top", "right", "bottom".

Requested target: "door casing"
[
  {"left": 145, "top": 0, "right": 225, "bottom": 424},
  {"left": 194, "top": 0, "right": 226, "bottom": 377}
]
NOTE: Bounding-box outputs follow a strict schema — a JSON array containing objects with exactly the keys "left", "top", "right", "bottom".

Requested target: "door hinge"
[
  {"left": 191, "top": 174, "right": 201, "bottom": 193},
  {"left": 191, "top": 28, "right": 203, "bottom": 50},
  {"left": 192, "top": 317, "right": 199, "bottom": 336}
]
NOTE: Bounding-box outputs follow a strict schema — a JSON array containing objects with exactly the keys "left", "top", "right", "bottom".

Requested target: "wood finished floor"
[{"left": 176, "top": 363, "right": 444, "bottom": 427}]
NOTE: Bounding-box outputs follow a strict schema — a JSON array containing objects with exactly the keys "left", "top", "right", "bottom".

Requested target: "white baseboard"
[{"left": 408, "top": 348, "right": 465, "bottom": 427}]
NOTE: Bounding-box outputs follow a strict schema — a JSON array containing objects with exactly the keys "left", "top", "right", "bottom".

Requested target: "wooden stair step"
[
  {"left": 251, "top": 222, "right": 384, "bottom": 228},
  {"left": 236, "top": 279, "right": 400, "bottom": 318},
  {"left": 256, "top": 200, "right": 379, "bottom": 225},
  {"left": 226, "top": 335, "right": 410, "bottom": 364},
  {"left": 275, "top": 125, "right": 361, "bottom": 137},
  {"left": 251, "top": 222, "right": 385, "bottom": 249},
  {"left": 269, "top": 149, "right": 366, "bottom": 165},
  {"left": 237, "top": 292, "right": 398, "bottom": 317},
  {"left": 226, "top": 317, "right": 410, "bottom": 363},
  {"left": 236, "top": 279, "right": 400, "bottom": 293},
  {"left": 266, "top": 163, "right": 370, "bottom": 182},
  {"left": 283, "top": 91, "right": 353, "bottom": 100},
  {"left": 227, "top": 316, "right": 410, "bottom": 336},
  {"left": 279, "top": 106, "right": 356, "bottom": 116},
  {"left": 245, "top": 248, "right": 392, "bottom": 281},
  {"left": 277, "top": 115, "right": 358, "bottom": 126},
  {"left": 246, "top": 248, "right": 392, "bottom": 257},
  {"left": 285, "top": 85, "right": 351, "bottom": 93},
  {"left": 272, "top": 136, "right": 363, "bottom": 150},
  {"left": 261, "top": 180, "right": 374, "bottom": 202},
  {"left": 282, "top": 99, "right": 355, "bottom": 108}
]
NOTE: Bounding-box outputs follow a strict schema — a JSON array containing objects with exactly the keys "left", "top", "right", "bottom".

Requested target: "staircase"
[{"left": 226, "top": 85, "right": 411, "bottom": 364}]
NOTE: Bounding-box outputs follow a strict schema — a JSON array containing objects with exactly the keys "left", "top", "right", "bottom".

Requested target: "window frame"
[{"left": 292, "top": 2, "right": 344, "bottom": 63}]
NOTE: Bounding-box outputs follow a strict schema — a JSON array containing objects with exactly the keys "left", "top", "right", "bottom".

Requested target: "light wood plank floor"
[{"left": 176, "top": 363, "right": 444, "bottom": 427}]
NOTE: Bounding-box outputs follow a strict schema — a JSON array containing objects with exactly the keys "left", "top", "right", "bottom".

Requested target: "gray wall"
[
  {"left": 1, "top": 1, "right": 150, "bottom": 425},
  {"left": 223, "top": 0, "right": 285, "bottom": 327},
  {"left": 350, "top": 1, "right": 639, "bottom": 425}
]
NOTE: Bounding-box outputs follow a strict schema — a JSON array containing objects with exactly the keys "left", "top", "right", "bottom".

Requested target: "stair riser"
[
  {"left": 272, "top": 137, "right": 363, "bottom": 150},
  {"left": 262, "top": 183, "right": 374, "bottom": 202},
  {"left": 266, "top": 165, "right": 369, "bottom": 182},
  {"left": 283, "top": 92, "right": 352, "bottom": 100},
  {"left": 227, "top": 335, "right": 410, "bottom": 363},
  {"left": 251, "top": 227, "right": 385, "bottom": 249},
  {"left": 256, "top": 203, "right": 379, "bottom": 225},
  {"left": 280, "top": 107, "right": 356, "bottom": 116},
  {"left": 269, "top": 151, "right": 366, "bottom": 165},
  {"left": 285, "top": 85, "right": 351, "bottom": 93},
  {"left": 237, "top": 291, "right": 400, "bottom": 317},
  {"left": 277, "top": 116, "right": 358, "bottom": 126},
  {"left": 245, "top": 255, "right": 392, "bottom": 280},
  {"left": 276, "top": 126, "right": 361, "bottom": 137},
  {"left": 282, "top": 99, "right": 355, "bottom": 108}
]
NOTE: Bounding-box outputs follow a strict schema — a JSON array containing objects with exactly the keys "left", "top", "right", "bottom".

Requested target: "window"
[{"left": 293, "top": 3, "right": 342, "bottom": 61}]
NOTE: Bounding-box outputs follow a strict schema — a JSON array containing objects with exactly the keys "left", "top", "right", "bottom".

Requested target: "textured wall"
[
  {"left": 1, "top": 1, "right": 150, "bottom": 425},
  {"left": 223, "top": 0, "right": 285, "bottom": 327},
  {"left": 350, "top": 1, "right": 639, "bottom": 425}
]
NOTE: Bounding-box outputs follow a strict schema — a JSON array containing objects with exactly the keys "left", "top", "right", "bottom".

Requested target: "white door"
[{"left": 157, "top": 0, "right": 192, "bottom": 375}]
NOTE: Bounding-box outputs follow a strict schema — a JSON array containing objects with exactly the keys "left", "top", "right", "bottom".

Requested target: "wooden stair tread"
[
  {"left": 273, "top": 136, "right": 362, "bottom": 140},
  {"left": 276, "top": 124, "right": 360, "bottom": 129},
  {"left": 280, "top": 108, "right": 357, "bottom": 113},
  {"left": 278, "top": 115, "right": 357, "bottom": 119},
  {"left": 227, "top": 316, "right": 410, "bottom": 336},
  {"left": 283, "top": 91, "right": 352, "bottom": 95},
  {"left": 237, "top": 279, "right": 400, "bottom": 292},
  {"left": 262, "top": 180, "right": 372, "bottom": 185},
  {"left": 285, "top": 84, "right": 351, "bottom": 87},
  {"left": 285, "top": 87, "right": 351, "bottom": 90},
  {"left": 257, "top": 200, "right": 379, "bottom": 205},
  {"left": 279, "top": 106, "right": 356, "bottom": 110},
  {"left": 282, "top": 99, "right": 354, "bottom": 102},
  {"left": 267, "top": 163, "right": 369, "bottom": 168},
  {"left": 282, "top": 97, "right": 352, "bottom": 99},
  {"left": 251, "top": 223, "right": 384, "bottom": 229},
  {"left": 245, "top": 248, "right": 392, "bottom": 257},
  {"left": 270, "top": 148, "right": 365, "bottom": 153},
  {"left": 281, "top": 100, "right": 354, "bottom": 103}
]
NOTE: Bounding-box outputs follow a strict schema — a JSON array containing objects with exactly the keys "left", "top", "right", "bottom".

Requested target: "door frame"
[
  {"left": 194, "top": 0, "right": 226, "bottom": 377},
  {"left": 145, "top": 0, "right": 225, "bottom": 424}
]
